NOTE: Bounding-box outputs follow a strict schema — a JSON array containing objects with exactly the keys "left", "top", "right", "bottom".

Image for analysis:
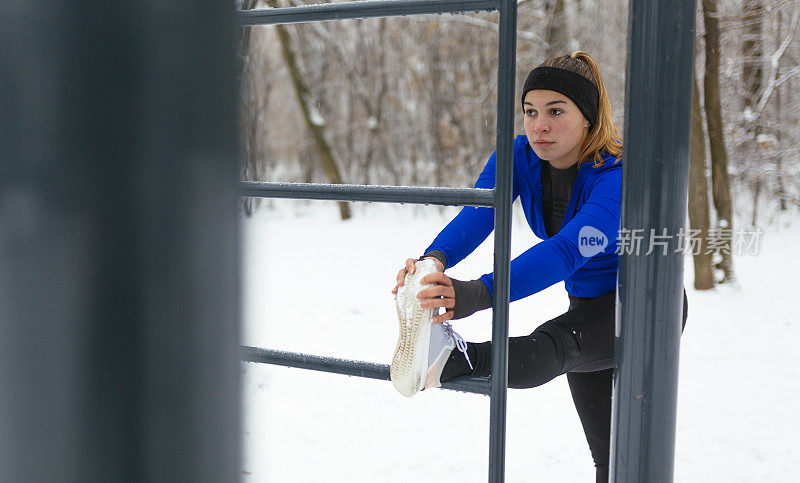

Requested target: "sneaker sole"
[{"left": 390, "top": 260, "right": 437, "bottom": 397}]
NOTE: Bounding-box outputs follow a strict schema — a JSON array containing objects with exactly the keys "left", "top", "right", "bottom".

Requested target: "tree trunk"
[
  {"left": 702, "top": 0, "right": 734, "bottom": 282},
  {"left": 751, "top": 177, "right": 761, "bottom": 227},
  {"left": 265, "top": 0, "right": 351, "bottom": 220},
  {"left": 429, "top": 43, "right": 444, "bottom": 187},
  {"left": 689, "top": 76, "right": 715, "bottom": 290},
  {"left": 741, "top": 0, "right": 764, "bottom": 115},
  {"left": 741, "top": 0, "right": 764, "bottom": 226},
  {"left": 238, "top": 0, "right": 260, "bottom": 217},
  {"left": 774, "top": 9, "right": 787, "bottom": 212},
  {"left": 237, "top": 0, "right": 259, "bottom": 80},
  {"left": 362, "top": 19, "right": 388, "bottom": 186},
  {"left": 775, "top": 158, "right": 787, "bottom": 211},
  {"left": 544, "top": 0, "right": 571, "bottom": 58}
]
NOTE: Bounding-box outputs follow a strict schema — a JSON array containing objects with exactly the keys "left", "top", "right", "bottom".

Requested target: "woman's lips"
[{"left": 534, "top": 141, "right": 554, "bottom": 146}]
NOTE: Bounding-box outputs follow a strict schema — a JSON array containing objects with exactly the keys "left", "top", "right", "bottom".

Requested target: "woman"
[{"left": 390, "top": 51, "right": 688, "bottom": 483}]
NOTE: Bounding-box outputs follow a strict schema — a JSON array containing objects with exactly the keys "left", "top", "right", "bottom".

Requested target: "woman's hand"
[
  {"left": 392, "top": 257, "right": 444, "bottom": 297},
  {"left": 391, "top": 257, "right": 454, "bottom": 323},
  {"left": 392, "top": 257, "right": 456, "bottom": 322},
  {"left": 416, "top": 272, "right": 455, "bottom": 323}
]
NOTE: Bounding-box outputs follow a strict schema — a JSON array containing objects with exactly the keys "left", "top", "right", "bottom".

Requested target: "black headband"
[{"left": 521, "top": 66, "right": 600, "bottom": 127}]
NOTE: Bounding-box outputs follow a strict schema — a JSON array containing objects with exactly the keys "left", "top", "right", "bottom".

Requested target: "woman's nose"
[{"left": 533, "top": 118, "right": 549, "bottom": 132}]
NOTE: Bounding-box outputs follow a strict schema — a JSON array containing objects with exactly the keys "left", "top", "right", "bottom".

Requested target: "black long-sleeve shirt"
[{"left": 422, "top": 160, "right": 579, "bottom": 319}]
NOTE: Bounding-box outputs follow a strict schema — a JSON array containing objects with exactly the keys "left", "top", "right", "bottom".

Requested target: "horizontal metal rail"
[
  {"left": 241, "top": 346, "right": 491, "bottom": 395},
  {"left": 240, "top": 181, "right": 495, "bottom": 207},
  {"left": 238, "top": 0, "right": 498, "bottom": 26}
]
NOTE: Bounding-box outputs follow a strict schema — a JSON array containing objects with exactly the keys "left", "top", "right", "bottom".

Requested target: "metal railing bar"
[
  {"left": 240, "top": 181, "right": 496, "bottom": 207},
  {"left": 238, "top": 0, "right": 499, "bottom": 26},
  {"left": 488, "top": 1, "right": 517, "bottom": 482},
  {"left": 241, "top": 346, "right": 491, "bottom": 395}
]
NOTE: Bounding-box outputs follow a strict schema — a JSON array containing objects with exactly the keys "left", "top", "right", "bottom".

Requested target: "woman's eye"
[
  {"left": 550, "top": 108, "right": 563, "bottom": 116},
  {"left": 525, "top": 109, "right": 536, "bottom": 117}
]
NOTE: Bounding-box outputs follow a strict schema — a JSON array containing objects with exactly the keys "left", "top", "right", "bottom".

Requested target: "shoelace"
[{"left": 443, "top": 321, "right": 473, "bottom": 370}]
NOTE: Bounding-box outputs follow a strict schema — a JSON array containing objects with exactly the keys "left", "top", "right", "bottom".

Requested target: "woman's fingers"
[
  {"left": 393, "top": 259, "right": 452, "bottom": 304},
  {"left": 391, "top": 257, "right": 455, "bottom": 323},
  {"left": 418, "top": 272, "right": 452, "bottom": 288},
  {"left": 391, "top": 269, "right": 404, "bottom": 294},
  {"left": 392, "top": 258, "right": 421, "bottom": 296},
  {"left": 391, "top": 257, "right": 456, "bottom": 324},
  {"left": 396, "top": 268, "right": 407, "bottom": 285},
  {"left": 416, "top": 272, "right": 455, "bottom": 311},
  {"left": 421, "top": 256, "right": 444, "bottom": 272},
  {"left": 417, "top": 283, "right": 455, "bottom": 300},
  {"left": 419, "top": 296, "right": 455, "bottom": 309},
  {"left": 432, "top": 309, "right": 454, "bottom": 324}
]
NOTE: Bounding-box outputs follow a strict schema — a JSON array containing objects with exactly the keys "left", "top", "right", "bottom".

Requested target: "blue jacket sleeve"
[
  {"left": 423, "top": 151, "right": 520, "bottom": 269},
  {"left": 479, "top": 168, "right": 621, "bottom": 302}
]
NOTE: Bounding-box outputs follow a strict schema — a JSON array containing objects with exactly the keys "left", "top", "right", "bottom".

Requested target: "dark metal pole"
[
  {"left": 1, "top": 2, "right": 240, "bottom": 481},
  {"left": 611, "top": 0, "right": 695, "bottom": 481},
  {"left": 489, "top": 1, "right": 516, "bottom": 481},
  {"left": 241, "top": 347, "right": 491, "bottom": 395},
  {"left": 238, "top": 0, "right": 498, "bottom": 26},
  {"left": 240, "top": 181, "right": 495, "bottom": 206}
]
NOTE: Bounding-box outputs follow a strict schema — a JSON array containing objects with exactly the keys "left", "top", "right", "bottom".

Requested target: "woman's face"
[{"left": 523, "top": 90, "right": 589, "bottom": 169}]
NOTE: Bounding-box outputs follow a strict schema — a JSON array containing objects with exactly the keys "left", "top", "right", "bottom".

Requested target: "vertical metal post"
[
  {"left": 610, "top": 0, "right": 695, "bottom": 481},
  {"left": 0, "top": 2, "right": 240, "bottom": 481},
  {"left": 489, "top": 1, "right": 517, "bottom": 481}
]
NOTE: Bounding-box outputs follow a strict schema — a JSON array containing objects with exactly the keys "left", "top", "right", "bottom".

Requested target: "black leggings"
[{"left": 444, "top": 289, "right": 688, "bottom": 483}]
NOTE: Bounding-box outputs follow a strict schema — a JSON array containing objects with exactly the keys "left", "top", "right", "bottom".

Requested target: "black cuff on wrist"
[
  {"left": 419, "top": 250, "right": 448, "bottom": 270},
  {"left": 450, "top": 278, "right": 492, "bottom": 320}
]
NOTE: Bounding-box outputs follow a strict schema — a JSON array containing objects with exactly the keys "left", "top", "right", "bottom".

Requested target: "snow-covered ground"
[{"left": 240, "top": 200, "right": 799, "bottom": 482}]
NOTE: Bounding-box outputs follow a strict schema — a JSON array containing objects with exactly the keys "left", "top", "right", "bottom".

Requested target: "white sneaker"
[
  {"left": 424, "top": 321, "right": 473, "bottom": 390},
  {"left": 391, "top": 259, "right": 472, "bottom": 397}
]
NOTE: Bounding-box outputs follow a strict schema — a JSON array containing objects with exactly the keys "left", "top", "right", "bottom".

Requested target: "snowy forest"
[
  {"left": 235, "top": 5, "right": 799, "bottom": 479},
  {"left": 237, "top": 0, "right": 800, "bottom": 289}
]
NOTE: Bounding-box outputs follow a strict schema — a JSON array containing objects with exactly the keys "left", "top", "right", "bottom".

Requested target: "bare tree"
[
  {"left": 543, "top": 0, "right": 572, "bottom": 58},
  {"left": 741, "top": 0, "right": 766, "bottom": 226},
  {"left": 773, "top": 7, "right": 788, "bottom": 212},
  {"left": 702, "top": 0, "right": 735, "bottom": 283},
  {"left": 239, "top": 0, "right": 800, "bottom": 229},
  {"left": 689, "top": 76, "right": 715, "bottom": 290},
  {"left": 239, "top": 0, "right": 267, "bottom": 216},
  {"left": 264, "top": 0, "right": 351, "bottom": 220}
]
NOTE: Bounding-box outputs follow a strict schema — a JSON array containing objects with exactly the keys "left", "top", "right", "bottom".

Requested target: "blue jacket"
[{"left": 424, "top": 135, "right": 622, "bottom": 302}]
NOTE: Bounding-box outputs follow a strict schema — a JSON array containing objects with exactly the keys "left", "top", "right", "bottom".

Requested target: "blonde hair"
[{"left": 539, "top": 51, "right": 621, "bottom": 166}]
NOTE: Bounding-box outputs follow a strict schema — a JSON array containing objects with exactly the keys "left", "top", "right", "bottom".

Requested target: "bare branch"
[
  {"left": 755, "top": 9, "right": 799, "bottom": 117},
  {"left": 404, "top": 14, "right": 542, "bottom": 42},
  {"left": 774, "top": 65, "right": 800, "bottom": 87}
]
